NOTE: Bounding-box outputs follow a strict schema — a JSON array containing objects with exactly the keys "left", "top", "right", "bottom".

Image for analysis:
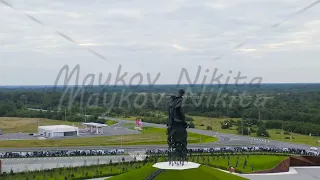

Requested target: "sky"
[{"left": 0, "top": 0, "right": 320, "bottom": 85}]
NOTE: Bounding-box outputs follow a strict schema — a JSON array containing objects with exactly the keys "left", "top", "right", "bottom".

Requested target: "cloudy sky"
[{"left": 0, "top": 0, "right": 319, "bottom": 85}]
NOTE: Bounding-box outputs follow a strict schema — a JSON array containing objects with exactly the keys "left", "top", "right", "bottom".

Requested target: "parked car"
[{"left": 310, "top": 147, "right": 318, "bottom": 151}]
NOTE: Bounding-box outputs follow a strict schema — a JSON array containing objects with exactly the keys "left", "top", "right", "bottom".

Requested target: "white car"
[{"left": 310, "top": 147, "right": 318, "bottom": 151}]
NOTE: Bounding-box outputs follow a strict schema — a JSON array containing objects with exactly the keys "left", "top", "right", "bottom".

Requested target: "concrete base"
[{"left": 152, "top": 161, "right": 201, "bottom": 170}]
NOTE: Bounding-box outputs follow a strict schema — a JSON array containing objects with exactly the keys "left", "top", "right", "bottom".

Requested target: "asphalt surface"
[
  {"left": 0, "top": 155, "right": 135, "bottom": 173},
  {"left": 240, "top": 167, "right": 320, "bottom": 180},
  {"left": 104, "top": 117, "right": 316, "bottom": 150}
]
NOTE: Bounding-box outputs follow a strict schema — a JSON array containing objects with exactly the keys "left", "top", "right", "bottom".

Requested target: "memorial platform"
[{"left": 152, "top": 161, "right": 201, "bottom": 170}]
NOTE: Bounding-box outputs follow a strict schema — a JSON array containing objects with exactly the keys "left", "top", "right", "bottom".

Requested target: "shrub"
[
  {"left": 188, "top": 122, "right": 195, "bottom": 128},
  {"left": 206, "top": 126, "right": 212, "bottom": 130},
  {"left": 199, "top": 124, "right": 205, "bottom": 126},
  {"left": 250, "top": 128, "right": 256, "bottom": 133},
  {"left": 185, "top": 116, "right": 194, "bottom": 121}
]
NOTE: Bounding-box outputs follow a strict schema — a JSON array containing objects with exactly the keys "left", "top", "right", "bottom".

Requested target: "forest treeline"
[{"left": 1, "top": 85, "right": 320, "bottom": 136}]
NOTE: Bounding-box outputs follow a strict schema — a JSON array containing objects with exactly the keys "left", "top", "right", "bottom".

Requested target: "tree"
[
  {"left": 188, "top": 122, "right": 195, "bottom": 128},
  {"left": 243, "top": 158, "right": 247, "bottom": 168},
  {"left": 220, "top": 120, "right": 232, "bottom": 129},
  {"left": 256, "top": 124, "right": 269, "bottom": 137}
]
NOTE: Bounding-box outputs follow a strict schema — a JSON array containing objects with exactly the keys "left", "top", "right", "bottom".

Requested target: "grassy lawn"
[
  {"left": 119, "top": 115, "right": 240, "bottom": 134},
  {"left": 266, "top": 129, "right": 320, "bottom": 146},
  {"left": 155, "top": 165, "right": 248, "bottom": 180},
  {"left": 108, "top": 166, "right": 157, "bottom": 180},
  {"left": 190, "top": 116, "right": 320, "bottom": 146},
  {"left": 191, "top": 116, "right": 240, "bottom": 134},
  {"left": 109, "top": 165, "right": 248, "bottom": 180},
  {"left": 105, "top": 119, "right": 118, "bottom": 126},
  {"left": 0, "top": 126, "right": 217, "bottom": 148},
  {"left": 0, "top": 117, "right": 85, "bottom": 134},
  {"left": 195, "top": 155, "right": 287, "bottom": 173},
  {"left": 114, "top": 115, "right": 320, "bottom": 146},
  {"left": 0, "top": 160, "right": 150, "bottom": 180}
]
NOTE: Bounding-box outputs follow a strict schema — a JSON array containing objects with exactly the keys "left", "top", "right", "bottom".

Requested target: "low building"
[
  {"left": 82, "top": 122, "right": 107, "bottom": 134},
  {"left": 38, "top": 125, "right": 79, "bottom": 138}
]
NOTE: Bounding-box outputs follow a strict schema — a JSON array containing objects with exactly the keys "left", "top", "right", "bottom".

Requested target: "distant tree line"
[
  {"left": 265, "top": 120, "right": 320, "bottom": 136},
  {"left": 0, "top": 87, "right": 320, "bottom": 133}
]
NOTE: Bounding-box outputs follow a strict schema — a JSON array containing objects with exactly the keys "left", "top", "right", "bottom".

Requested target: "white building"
[
  {"left": 38, "top": 125, "right": 79, "bottom": 138},
  {"left": 82, "top": 122, "right": 107, "bottom": 134}
]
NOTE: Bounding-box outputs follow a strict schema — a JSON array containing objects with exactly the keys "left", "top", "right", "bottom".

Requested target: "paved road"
[
  {"left": 240, "top": 167, "right": 320, "bottom": 180},
  {"left": 0, "top": 155, "right": 135, "bottom": 173},
  {"left": 0, "top": 118, "right": 139, "bottom": 140},
  {"left": 103, "top": 117, "right": 316, "bottom": 150}
]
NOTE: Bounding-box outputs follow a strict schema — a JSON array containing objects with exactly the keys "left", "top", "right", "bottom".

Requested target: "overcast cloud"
[{"left": 0, "top": 0, "right": 319, "bottom": 85}]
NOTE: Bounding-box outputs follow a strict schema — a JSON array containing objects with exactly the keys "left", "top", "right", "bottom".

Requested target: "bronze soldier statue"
[{"left": 167, "top": 89, "right": 188, "bottom": 165}]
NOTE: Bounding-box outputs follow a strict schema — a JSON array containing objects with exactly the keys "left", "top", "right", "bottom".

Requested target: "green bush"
[
  {"left": 185, "top": 116, "right": 194, "bottom": 122},
  {"left": 188, "top": 122, "right": 195, "bottom": 128}
]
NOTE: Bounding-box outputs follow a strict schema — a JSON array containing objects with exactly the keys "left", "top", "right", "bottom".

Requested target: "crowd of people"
[
  {"left": 0, "top": 149, "right": 125, "bottom": 158},
  {"left": 146, "top": 146, "right": 320, "bottom": 156}
]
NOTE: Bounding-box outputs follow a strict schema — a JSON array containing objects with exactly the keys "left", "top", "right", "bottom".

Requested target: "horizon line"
[{"left": 0, "top": 82, "right": 320, "bottom": 87}]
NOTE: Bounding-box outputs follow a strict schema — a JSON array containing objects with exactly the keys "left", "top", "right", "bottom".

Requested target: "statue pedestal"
[{"left": 152, "top": 162, "right": 200, "bottom": 170}]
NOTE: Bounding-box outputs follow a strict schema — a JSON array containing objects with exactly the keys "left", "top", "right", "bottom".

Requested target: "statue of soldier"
[{"left": 167, "top": 89, "right": 188, "bottom": 165}]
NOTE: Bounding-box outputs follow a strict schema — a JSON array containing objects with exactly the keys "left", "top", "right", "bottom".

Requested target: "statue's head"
[{"left": 177, "top": 89, "right": 185, "bottom": 97}]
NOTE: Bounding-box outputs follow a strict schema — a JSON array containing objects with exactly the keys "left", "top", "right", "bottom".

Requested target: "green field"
[
  {"left": 264, "top": 129, "right": 320, "bottom": 146},
  {"left": 0, "top": 126, "right": 217, "bottom": 148},
  {"left": 194, "top": 155, "right": 287, "bottom": 173},
  {"left": 0, "top": 117, "right": 85, "bottom": 134},
  {"left": 154, "top": 166, "right": 248, "bottom": 180},
  {"left": 193, "top": 116, "right": 320, "bottom": 146},
  {"left": 105, "top": 119, "right": 118, "bottom": 126},
  {"left": 109, "top": 165, "right": 248, "bottom": 180},
  {"left": 108, "top": 154, "right": 287, "bottom": 180},
  {"left": 0, "top": 160, "right": 149, "bottom": 180},
  {"left": 191, "top": 116, "right": 240, "bottom": 133},
  {"left": 120, "top": 115, "right": 320, "bottom": 146},
  {"left": 108, "top": 166, "right": 157, "bottom": 180}
]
